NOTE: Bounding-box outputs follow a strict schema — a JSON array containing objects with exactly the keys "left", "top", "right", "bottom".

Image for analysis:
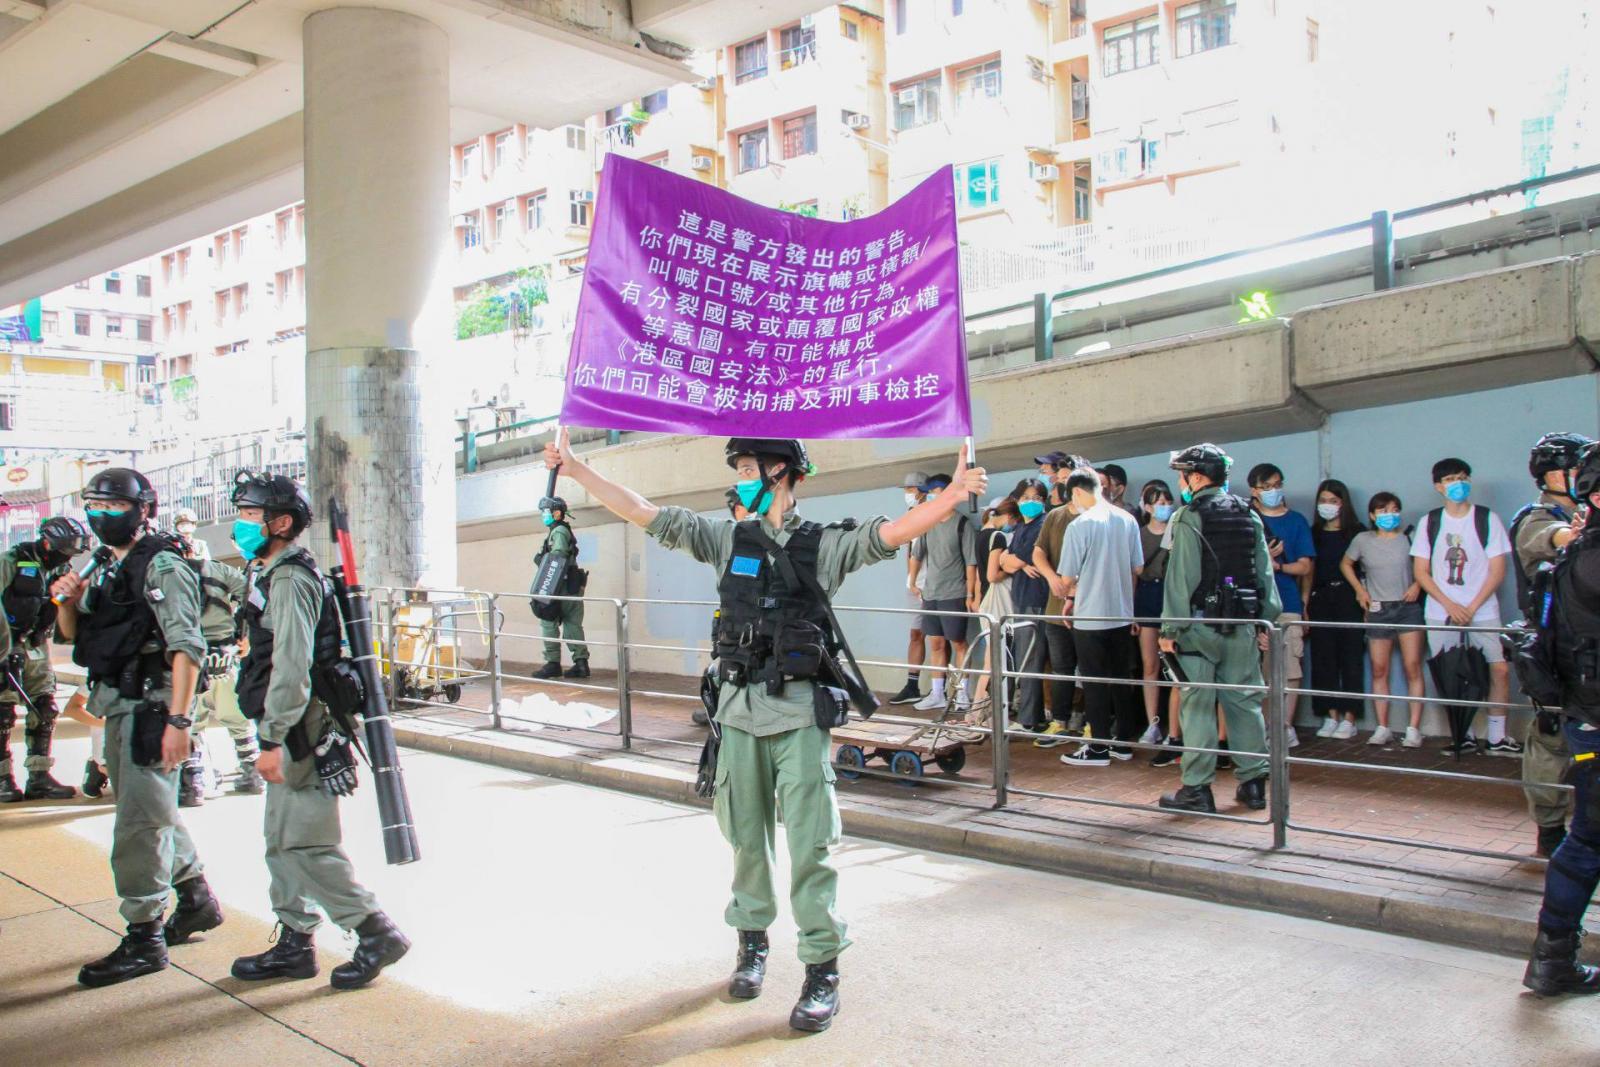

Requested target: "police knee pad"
[{"left": 31, "top": 693, "right": 57, "bottom": 723}]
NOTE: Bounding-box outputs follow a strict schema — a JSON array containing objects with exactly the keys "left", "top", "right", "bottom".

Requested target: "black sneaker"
[
  {"left": 888, "top": 680, "right": 922, "bottom": 705},
  {"left": 82, "top": 760, "right": 110, "bottom": 798},
  {"left": 1150, "top": 736, "right": 1181, "bottom": 768},
  {"left": 1107, "top": 744, "right": 1133, "bottom": 762},
  {"left": 1059, "top": 744, "right": 1111, "bottom": 768},
  {"left": 1487, "top": 737, "right": 1525, "bottom": 758},
  {"left": 1443, "top": 737, "right": 1480, "bottom": 756}
]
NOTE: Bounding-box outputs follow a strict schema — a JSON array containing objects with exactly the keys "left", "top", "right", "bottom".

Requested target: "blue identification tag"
[{"left": 729, "top": 555, "right": 762, "bottom": 578}]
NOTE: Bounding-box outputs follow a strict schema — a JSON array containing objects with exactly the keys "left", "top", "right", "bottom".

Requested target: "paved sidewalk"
[{"left": 397, "top": 670, "right": 1557, "bottom": 956}]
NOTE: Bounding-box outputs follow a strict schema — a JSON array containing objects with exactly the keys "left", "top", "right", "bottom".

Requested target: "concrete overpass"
[{"left": 0, "top": 0, "right": 830, "bottom": 587}]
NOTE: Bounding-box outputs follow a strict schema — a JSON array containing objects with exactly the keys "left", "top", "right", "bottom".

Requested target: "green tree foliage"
[{"left": 455, "top": 267, "right": 549, "bottom": 340}]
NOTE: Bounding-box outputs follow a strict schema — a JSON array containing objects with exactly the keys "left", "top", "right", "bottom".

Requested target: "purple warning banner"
[{"left": 561, "top": 155, "right": 971, "bottom": 439}]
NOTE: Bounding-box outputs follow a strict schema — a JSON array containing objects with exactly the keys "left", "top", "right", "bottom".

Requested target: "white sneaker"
[
  {"left": 1402, "top": 727, "right": 1423, "bottom": 748},
  {"left": 955, "top": 686, "right": 972, "bottom": 710},
  {"left": 1139, "top": 721, "right": 1163, "bottom": 745},
  {"left": 1332, "top": 720, "right": 1358, "bottom": 740},
  {"left": 914, "top": 692, "right": 945, "bottom": 712},
  {"left": 1285, "top": 727, "right": 1300, "bottom": 749},
  {"left": 1367, "top": 726, "right": 1393, "bottom": 746},
  {"left": 1316, "top": 717, "right": 1339, "bottom": 738}
]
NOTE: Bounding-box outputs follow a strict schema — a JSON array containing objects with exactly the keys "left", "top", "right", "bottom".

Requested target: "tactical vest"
[
  {"left": 235, "top": 548, "right": 346, "bottom": 722},
  {"left": 72, "top": 534, "right": 184, "bottom": 685},
  {"left": 4, "top": 543, "right": 60, "bottom": 648},
  {"left": 1548, "top": 530, "right": 1600, "bottom": 724},
  {"left": 1511, "top": 500, "right": 1570, "bottom": 619},
  {"left": 1190, "top": 492, "right": 1262, "bottom": 610},
  {"left": 535, "top": 519, "right": 585, "bottom": 595},
  {"left": 714, "top": 520, "right": 841, "bottom": 689}
]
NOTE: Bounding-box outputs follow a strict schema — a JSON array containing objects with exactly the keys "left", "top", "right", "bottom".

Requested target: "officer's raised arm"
[
  {"left": 542, "top": 428, "right": 661, "bottom": 529},
  {"left": 880, "top": 450, "right": 988, "bottom": 550}
]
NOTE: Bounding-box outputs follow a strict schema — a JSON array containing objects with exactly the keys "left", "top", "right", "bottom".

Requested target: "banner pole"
[{"left": 964, "top": 434, "right": 978, "bottom": 514}]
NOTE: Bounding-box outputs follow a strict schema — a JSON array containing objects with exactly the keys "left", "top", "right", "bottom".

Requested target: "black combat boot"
[
  {"left": 1235, "top": 776, "right": 1268, "bottom": 811},
  {"left": 23, "top": 720, "right": 74, "bottom": 798},
  {"left": 178, "top": 762, "right": 205, "bottom": 808},
  {"left": 23, "top": 771, "right": 76, "bottom": 800},
  {"left": 232, "top": 759, "right": 265, "bottom": 795},
  {"left": 82, "top": 759, "right": 110, "bottom": 798},
  {"left": 789, "top": 958, "right": 841, "bottom": 1032},
  {"left": 79, "top": 921, "right": 168, "bottom": 987},
  {"left": 563, "top": 662, "right": 591, "bottom": 679},
  {"left": 728, "top": 930, "right": 769, "bottom": 999},
  {"left": 0, "top": 771, "right": 22, "bottom": 803},
  {"left": 164, "top": 876, "right": 224, "bottom": 945},
  {"left": 1523, "top": 928, "right": 1600, "bottom": 996},
  {"left": 329, "top": 912, "right": 411, "bottom": 990},
  {"left": 534, "top": 662, "right": 562, "bottom": 680},
  {"left": 232, "top": 925, "right": 319, "bottom": 981},
  {"left": 1158, "top": 784, "right": 1217, "bottom": 814},
  {"left": 1537, "top": 823, "right": 1568, "bottom": 859}
]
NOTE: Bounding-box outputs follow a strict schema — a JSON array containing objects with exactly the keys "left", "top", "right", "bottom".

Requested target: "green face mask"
[
  {"left": 232, "top": 518, "right": 268, "bottom": 560},
  {"left": 733, "top": 479, "right": 773, "bottom": 516}
]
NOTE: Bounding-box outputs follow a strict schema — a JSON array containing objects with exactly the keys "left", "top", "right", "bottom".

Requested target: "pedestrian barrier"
[{"left": 371, "top": 586, "right": 1553, "bottom": 863}]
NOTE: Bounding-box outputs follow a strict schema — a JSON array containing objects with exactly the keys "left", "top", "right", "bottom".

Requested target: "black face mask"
[{"left": 86, "top": 508, "right": 141, "bottom": 548}]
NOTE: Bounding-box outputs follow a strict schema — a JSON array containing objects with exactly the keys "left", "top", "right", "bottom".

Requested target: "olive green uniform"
[
  {"left": 648, "top": 506, "right": 894, "bottom": 964},
  {"left": 1161, "top": 487, "right": 1283, "bottom": 788},
  {"left": 77, "top": 545, "right": 209, "bottom": 924},
  {"left": 0, "top": 548, "right": 69, "bottom": 776},
  {"left": 538, "top": 523, "right": 588, "bottom": 666},
  {"left": 192, "top": 558, "right": 254, "bottom": 749},
  {"left": 252, "top": 548, "right": 379, "bottom": 934},
  {"left": 1516, "top": 492, "right": 1575, "bottom": 829}
]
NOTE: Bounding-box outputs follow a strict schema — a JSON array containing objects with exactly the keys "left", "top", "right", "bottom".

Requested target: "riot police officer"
[
  {"left": 533, "top": 496, "right": 590, "bottom": 680},
  {"left": 1524, "top": 444, "right": 1600, "bottom": 995},
  {"left": 175, "top": 534, "right": 261, "bottom": 803},
  {"left": 1512, "top": 432, "right": 1593, "bottom": 856},
  {"left": 0, "top": 516, "right": 89, "bottom": 801},
  {"left": 173, "top": 507, "right": 209, "bottom": 561},
  {"left": 51, "top": 468, "right": 223, "bottom": 987},
  {"left": 543, "top": 430, "right": 986, "bottom": 1032},
  {"left": 1157, "top": 444, "right": 1282, "bottom": 814},
  {"left": 225, "top": 472, "right": 410, "bottom": 990}
]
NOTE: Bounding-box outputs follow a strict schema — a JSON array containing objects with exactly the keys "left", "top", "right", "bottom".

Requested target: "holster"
[
  {"left": 128, "top": 700, "right": 169, "bottom": 768},
  {"left": 812, "top": 684, "right": 850, "bottom": 731}
]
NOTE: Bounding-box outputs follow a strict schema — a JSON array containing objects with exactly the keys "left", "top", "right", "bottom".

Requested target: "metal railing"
[{"left": 371, "top": 586, "right": 1555, "bottom": 867}]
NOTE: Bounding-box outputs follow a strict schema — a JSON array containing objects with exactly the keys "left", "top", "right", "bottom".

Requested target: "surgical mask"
[
  {"left": 1258, "top": 488, "right": 1285, "bottom": 508},
  {"left": 734, "top": 479, "right": 773, "bottom": 516},
  {"left": 1036, "top": 474, "right": 1052, "bottom": 487},
  {"left": 1180, "top": 489, "right": 1194, "bottom": 504},
  {"left": 1152, "top": 504, "right": 1174, "bottom": 522},
  {"left": 1374, "top": 512, "right": 1402, "bottom": 532},
  {"left": 1316, "top": 503, "right": 1341, "bottom": 521},
  {"left": 1018, "top": 500, "right": 1045, "bottom": 521},
  {"left": 903, "top": 492, "right": 920, "bottom": 509},
  {"left": 541, "top": 510, "right": 555, "bottom": 527},
  {"left": 1445, "top": 481, "right": 1471, "bottom": 503},
  {"left": 86, "top": 507, "right": 139, "bottom": 548},
  {"left": 1002, "top": 522, "right": 1017, "bottom": 533},
  {"left": 176, "top": 522, "right": 196, "bottom": 536},
  {"left": 232, "top": 518, "right": 268, "bottom": 560}
]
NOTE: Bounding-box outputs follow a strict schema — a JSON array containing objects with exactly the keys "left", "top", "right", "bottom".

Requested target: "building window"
[
  {"left": 526, "top": 194, "right": 547, "bottom": 231},
  {"left": 135, "top": 274, "right": 151, "bottom": 297},
  {"left": 779, "top": 23, "right": 816, "bottom": 69},
  {"left": 73, "top": 312, "right": 90, "bottom": 336},
  {"left": 105, "top": 316, "right": 122, "bottom": 337},
  {"left": 736, "top": 127, "right": 769, "bottom": 173},
  {"left": 565, "top": 125, "right": 587, "bottom": 151},
  {"left": 1103, "top": 16, "right": 1160, "bottom": 75},
  {"left": 894, "top": 0, "right": 907, "bottom": 35},
  {"left": 957, "top": 158, "right": 1001, "bottom": 210},
  {"left": 569, "top": 191, "right": 591, "bottom": 227},
  {"left": 0, "top": 399, "right": 14, "bottom": 431},
  {"left": 1306, "top": 18, "right": 1319, "bottom": 62},
  {"left": 105, "top": 273, "right": 121, "bottom": 295},
  {"left": 954, "top": 59, "right": 1002, "bottom": 109},
  {"left": 1175, "top": 1, "right": 1235, "bottom": 58},
  {"left": 893, "top": 75, "right": 941, "bottom": 130},
  {"left": 234, "top": 227, "right": 247, "bottom": 258},
  {"left": 840, "top": 17, "right": 858, "bottom": 40},
  {"left": 641, "top": 90, "right": 669, "bottom": 115},
  {"left": 494, "top": 131, "right": 511, "bottom": 169},
  {"left": 734, "top": 37, "right": 768, "bottom": 84},
  {"left": 136, "top": 318, "right": 153, "bottom": 342},
  {"left": 275, "top": 270, "right": 293, "bottom": 307},
  {"left": 493, "top": 201, "right": 511, "bottom": 241},
  {"left": 952, "top": 0, "right": 964, "bottom": 14},
  {"left": 782, "top": 112, "right": 818, "bottom": 159},
  {"left": 459, "top": 142, "right": 478, "bottom": 178},
  {"left": 40, "top": 311, "right": 58, "bottom": 335},
  {"left": 460, "top": 215, "right": 481, "bottom": 250}
]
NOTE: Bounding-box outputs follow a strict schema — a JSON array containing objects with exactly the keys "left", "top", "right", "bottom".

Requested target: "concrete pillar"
[{"left": 301, "top": 8, "right": 456, "bottom": 590}]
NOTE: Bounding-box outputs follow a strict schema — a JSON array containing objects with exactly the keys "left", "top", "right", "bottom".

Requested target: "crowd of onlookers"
[{"left": 888, "top": 449, "right": 1530, "bottom": 768}]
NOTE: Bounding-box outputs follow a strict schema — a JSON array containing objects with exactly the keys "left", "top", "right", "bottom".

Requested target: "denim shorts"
[{"left": 1366, "top": 600, "right": 1424, "bottom": 642}]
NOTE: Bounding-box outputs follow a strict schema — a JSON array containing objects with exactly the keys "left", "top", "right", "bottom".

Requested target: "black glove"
[
  {"left": 5, "top": 649, "right": 24, "bottom": 679},
  {"left": 314, "top": 729, "right": 360, "bottom": 797}
]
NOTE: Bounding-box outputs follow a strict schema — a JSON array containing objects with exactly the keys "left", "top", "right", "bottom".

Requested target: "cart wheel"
[
  {"left": 889, "top": 750, "right": 923, "bottom": 783},
  {"left": 935, "top": 746, "right": 967, "bottom": 774},
  {"left": 835, "top": 745, "right": 865, "bottom": 781},
  {"left": 444, "top": 683, "right": 463, "bottom": 704}
]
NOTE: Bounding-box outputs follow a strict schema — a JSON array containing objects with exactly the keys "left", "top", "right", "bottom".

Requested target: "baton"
[
  {"left": 51, "top": 547, "right": 113, "bottom": 605},
  {"left": 3, "top": 667, "right": 38, "bottom": 716}
]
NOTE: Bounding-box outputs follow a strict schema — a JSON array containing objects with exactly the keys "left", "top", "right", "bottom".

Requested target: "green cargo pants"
[
  {"left": 1174, "top": 625, "right": 1269, "bottom": 788},
  {"left": 713, "top": 723, "right": 849, "bottom": 964},
  {"left": 103, "top": 711, "right": 203, "bottom": 923},
  {"left": 0, "top": 645, "right": 57, "bottom": 774},
  {"left": 540, "top": 600, "right": 589, "bottom": 665},
  {"left": 263, "top": 714, "right": 379, "bottom": 933},
  {"left": 1523, "top": 713, "right": 1572, "bottom": 829},
  {"left": 194, "top": 667, "right": 252, "bottom": 742}
]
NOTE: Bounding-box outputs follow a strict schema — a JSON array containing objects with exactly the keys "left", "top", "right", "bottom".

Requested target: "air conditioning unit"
[
  {"left": 843, "top": 113, "right": 870, "bottom": 130},
  {"left": 691, "top": 154, "right": 715, "bottom": 171},
  {"left": 896, "top": 88, "right": 917, "bottom": 107},
  {"left": 576, "top": 190, "right": 595, "bottom": 203},
  {"left": 1030, "top": 162, "right": 1060, "bottom": 182},
  {"left": 693, "top": 77, "right": 716, "bottom": 91}
]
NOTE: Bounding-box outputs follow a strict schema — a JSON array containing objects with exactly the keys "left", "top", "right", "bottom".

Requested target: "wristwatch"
[{"left": 165, "top": 714, "right": 194, "bottom": 730}]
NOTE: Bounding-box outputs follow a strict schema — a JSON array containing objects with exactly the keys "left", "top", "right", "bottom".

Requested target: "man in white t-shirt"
[{"left": 1410, "top": 457, "right": 1519, "bottom": 757}]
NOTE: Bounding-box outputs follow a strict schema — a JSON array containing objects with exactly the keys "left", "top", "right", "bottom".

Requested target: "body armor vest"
[
  {"left": 714, "top": 520, "right": 838, "bottom": 689},
  {"left": 1190, "top": 492, "right": 1263, "bottom": 610},
  {"left": 4, "top": 543, "right": 60, "bottom": 648},
  {"left": 1550, "top": 531, "right": 1600, "bottom": 724},
  {"left": 235, "top": 549, "right": 346, "bottom": 722},
  {"left": 72, "top": 534, "right": 183, "bottom": 684}
]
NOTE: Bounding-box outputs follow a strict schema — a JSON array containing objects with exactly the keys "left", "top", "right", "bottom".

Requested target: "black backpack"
[{"left": 1509, "top": 502, "right": 1572, "bottom": 619}]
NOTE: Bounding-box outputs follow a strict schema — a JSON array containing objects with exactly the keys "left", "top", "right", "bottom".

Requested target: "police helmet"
[
  {"left": 1573, "top": 442, "right": 1600, "bottom": 502},
  {"left": 1530, "top": 432, "right": 1594, "bottom": 483},
  {"left": 83, "top": 467, "right": 159, "bottom": 517},
  {"left": 39, "top": 516, "right": 89, "bottom": 558},
  {"left": 540, "top": 496, "right": 568, "bottom": 515},
  {"left": 1169, "top": 443, "right": 1232, "bottom": 484},
  {"left": 724, "top": 438, "right": 815, "bottom": 477},
  {"left": 231, "top": 470, "right": 313, "bottom": 532}
]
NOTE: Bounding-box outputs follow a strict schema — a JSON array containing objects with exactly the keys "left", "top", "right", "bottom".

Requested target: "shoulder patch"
[{"left": 146, "top": 587, "right": 166, "bottom": 603}]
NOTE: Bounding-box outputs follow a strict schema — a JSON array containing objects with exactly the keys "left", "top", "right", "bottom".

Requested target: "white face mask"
[
  {"left": 903, "top": 492, "right": 920, "bottom": 509},
  {"left": 1316, "top": 503, "right": 1341, "bottom": 521},
  {"left": 177, "top": 523, "right": 196, "bottom": 536}
]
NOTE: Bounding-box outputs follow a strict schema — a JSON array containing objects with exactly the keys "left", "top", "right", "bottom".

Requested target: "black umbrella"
[{"left": 1428, "top": 643, "right": 1490, "bottom": 759}]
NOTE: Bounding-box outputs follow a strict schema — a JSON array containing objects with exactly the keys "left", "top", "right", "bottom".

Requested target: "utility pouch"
[
  {"left": 284, "top": 719, "right": 315, "bottom": 763},
  {"left": 312, "top": 660, "right": 367, "bottom": 726},
  {"left": 129, "top": 700, "right": 169, "bottom": 768},
  {"left": 1538, "top": 710, "right": 1564, "bottom": 736},
  {"left": 774, "top": 619, "right": 827, "bottom": 681},
  {"left": 813, "top": 684, "right": 851, "bottom": 731}
]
